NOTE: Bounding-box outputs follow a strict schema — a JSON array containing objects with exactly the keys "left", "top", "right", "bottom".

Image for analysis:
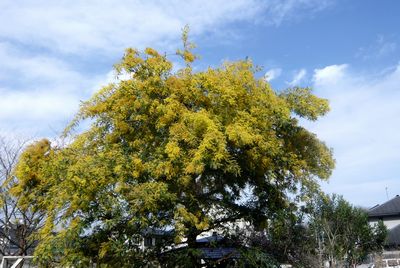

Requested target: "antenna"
[{"left": 385, "top": 187, "right": 389, "bottom": 200}]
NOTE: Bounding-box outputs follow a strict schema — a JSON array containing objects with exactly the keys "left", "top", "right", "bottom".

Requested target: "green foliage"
[
  {"left": 161, "top": 248, "right": 203, "bottom": 268},
  {"left": 266, "top": 212, "right": 319, "bottom": 267},
  {"left": 238, "top": 248, "right": 279, "bottom": 268},
  {"left": 308, "top": 194, "right": 387, "bottom": 267},
  {"left": 11, "top": 31, "right": 334, "bottom": 266},
  {"left": 372, "top": 220, "right": 388, "bottom": 251}
]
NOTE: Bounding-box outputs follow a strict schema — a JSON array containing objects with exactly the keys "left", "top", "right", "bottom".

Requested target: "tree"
[
  {"left": 227, "top": 203, "right": 320, "bottom": 268},
  {"left": 308, "top": 194, "right": 387, "bottom": 267},
  {"left": 11, "top": 30, "right": 334, "bottom": 267},
  {"left": 0, "top": 136, "right": 45, "bottom": 256},
  {"left": 264, "top": 210, "right": 320, "bottom": 267}
]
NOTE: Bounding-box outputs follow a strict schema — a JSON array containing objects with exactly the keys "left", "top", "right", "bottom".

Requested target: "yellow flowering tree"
[{"left": 12, "top": 30, "right": 334, "bottom": 267}]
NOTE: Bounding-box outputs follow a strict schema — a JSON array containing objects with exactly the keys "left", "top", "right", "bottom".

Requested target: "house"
[
  {"left": 368, "top": 195, "right": 400, "bottom": 246},
  {"left": 191, "top": 232, "right": 240, "bottom": 263},
  {"left": 138, "top": 228, "right": 174, "bottom": 250},
  {"left": 161, "top": 232, "right": 241, "bottom": 267}
]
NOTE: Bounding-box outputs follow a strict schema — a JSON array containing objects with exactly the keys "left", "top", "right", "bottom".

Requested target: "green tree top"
[{"left": 308, "top": 194, "right": 387, "bottom": 267}]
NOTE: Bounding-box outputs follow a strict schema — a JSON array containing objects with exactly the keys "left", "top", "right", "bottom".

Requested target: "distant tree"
[
  {"left": 11, "top": 28, "right": 334, "bottom": 267},
  {"left": 308, "top": 194, "right": 387, "bottom": 267},
  {"left": 0, "top": 136, "right": 45, "bottom": 256},
  {"left": 266, "top": 210, "right": 319, "bottom": 267},
  {"left": 238, "top": 248, "right": 280, "bottom": 268},
  {"left": 230, "top": 205, "right": 319, "bottom": 268}
]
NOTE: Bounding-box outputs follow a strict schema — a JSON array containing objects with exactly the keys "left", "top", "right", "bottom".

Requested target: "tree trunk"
[{"left": 187, "top": 230, "right": 201, "bottom": 268}]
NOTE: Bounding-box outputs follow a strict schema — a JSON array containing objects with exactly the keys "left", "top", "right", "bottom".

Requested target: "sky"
[{"left": 1, "top": 0, "right": 400, "bottom": 207}]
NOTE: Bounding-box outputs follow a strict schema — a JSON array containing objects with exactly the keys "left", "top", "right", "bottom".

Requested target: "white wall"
[{"left": 370, "top": 218, "right": 400, "bottom": 230}]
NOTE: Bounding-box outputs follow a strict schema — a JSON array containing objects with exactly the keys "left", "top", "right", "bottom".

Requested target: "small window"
[{"left": 144, "top": 237, "right": 153, "bottom": 247}]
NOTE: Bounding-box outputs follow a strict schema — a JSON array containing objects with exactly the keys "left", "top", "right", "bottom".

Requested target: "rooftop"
[{"left": 368, "top": 195, "right": 400, "bottom": 218}]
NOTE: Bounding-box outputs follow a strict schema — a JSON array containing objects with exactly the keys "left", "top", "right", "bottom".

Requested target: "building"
[
  {"left": 161, "top": 232, "right": 241, "bottom": 267},
  {"left": 368, "top": 195, "right": 400, "bottom": 246}
]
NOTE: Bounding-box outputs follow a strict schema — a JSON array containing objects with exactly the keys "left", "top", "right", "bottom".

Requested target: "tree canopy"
[
  {"left": 0, "top": 136, "right": 44, "bottom": 256},
  {"left": 11, "top": 31, "right": 334, "bottom": 267},
  {"left": 308, "top": 194, "right": 387, "bottom": 267}
]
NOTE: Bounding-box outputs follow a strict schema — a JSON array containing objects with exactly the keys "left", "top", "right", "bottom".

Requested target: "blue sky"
[{"left": 1, "top": 0, "right": 400, "bottom": 207}]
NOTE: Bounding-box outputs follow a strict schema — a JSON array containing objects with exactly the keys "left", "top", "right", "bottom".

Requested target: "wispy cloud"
[
  {"left": 263, "top": 0, "right": 333, "bottom": 25},
  {"left": 0, "top": 0, "right": 265, "bottom": 55},
  {"left": 264, "top": 68, "right": 282, "bottom": 81},
  {"left": 0, "top": 42, "right": 100, "bottom": 137},
  {"left": 0, "top": 42, "right": 88, "bottom": 87},
  {"left": 356, "top": 35, "right": 397, "bottom": 60},
  {"left": 0, "top": 0, "right": 333, "bottom": 55},
  {"left": 288, "top": 68, "right": 307, "bottom": 86},
  {"left": 304, "top": 63, "right": 400, "bottom": 206}
]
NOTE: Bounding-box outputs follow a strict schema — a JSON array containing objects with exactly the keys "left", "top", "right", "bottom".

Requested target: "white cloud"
[
  {"left": 288, "top": 68, "right": 307, "bottom": 86},
  {"left": 304, "top": 63, "right": 400, "bottom": 206},
  {"left": 313, "top": 64, "right": 348, "bottom": 87},
  {"left": 264, "top": 68, "right": 282, "bottom": 81},
  {"left": 0, "top": 42, "right": 88, "bottom": 88},
  {"left": 0, "top": 0, "right": 332, "bottom": 55},
  {"left": 0, "top": 0, "right": 262, "bottom": 55},
  {"left": 0, "top": 89, "right": 77, "bottom": 121},
  {"left": 263, "top": 0, "right": 333, "bottom": 25},
  {"left": 0, "top": 88, "right": 79, "bottom": 138},
  {"left": 0, "top": 42, "right": 102, "bottom": 138}
]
